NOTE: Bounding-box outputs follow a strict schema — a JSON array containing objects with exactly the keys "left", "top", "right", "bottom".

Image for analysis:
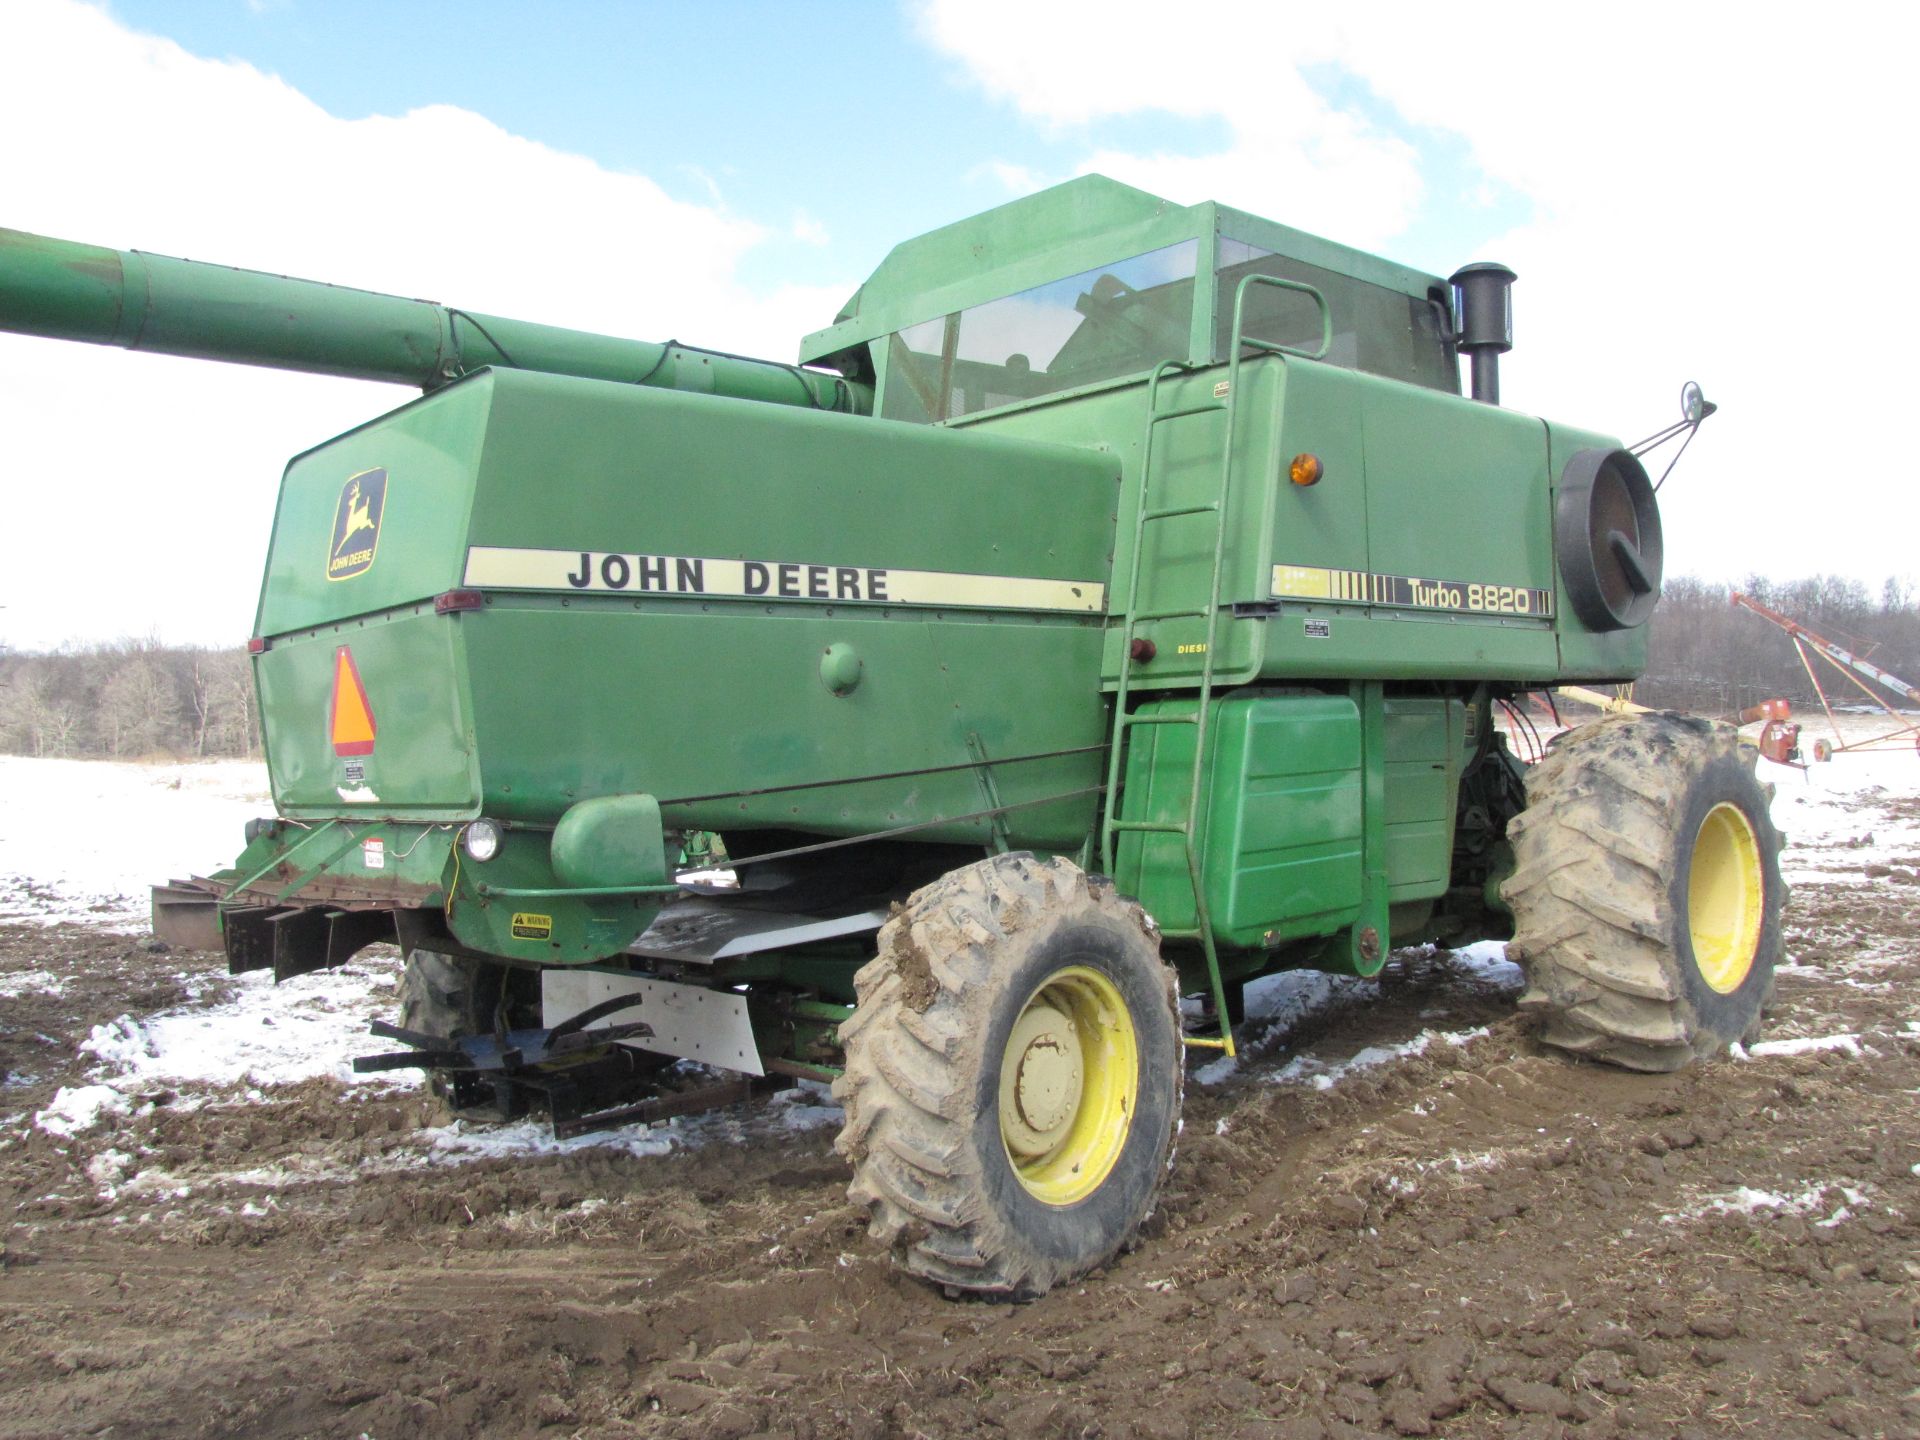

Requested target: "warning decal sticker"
[{"left": 327, "top": 468, "right": 387, "bottom": 581}]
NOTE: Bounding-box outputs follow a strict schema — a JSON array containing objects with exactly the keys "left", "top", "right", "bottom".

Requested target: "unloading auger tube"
[{"left": 0, "top": 227, "right": 869, "bottom": 412}]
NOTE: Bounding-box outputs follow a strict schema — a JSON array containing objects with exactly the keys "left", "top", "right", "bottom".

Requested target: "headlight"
[{"left": 463, "top": 819, "right": 503, "bottom": 863}]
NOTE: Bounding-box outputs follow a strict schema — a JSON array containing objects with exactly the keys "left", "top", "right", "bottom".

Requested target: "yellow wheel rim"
[
  {"left": 998, "top": 966, "right": 1138, "bottom": 1206},
  {"left": 1688, "top": 802, "right": 1764, "bottom": 994}
]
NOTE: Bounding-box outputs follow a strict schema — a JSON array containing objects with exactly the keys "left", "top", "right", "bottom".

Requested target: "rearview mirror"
[{"left": 1680, "top": 380, "right": 1715, "bottom": 423}]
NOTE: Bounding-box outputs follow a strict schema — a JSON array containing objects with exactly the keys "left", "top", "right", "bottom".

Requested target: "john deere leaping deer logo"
[{"left": 327, "top": 468, "right": 387, "bottom": 581}]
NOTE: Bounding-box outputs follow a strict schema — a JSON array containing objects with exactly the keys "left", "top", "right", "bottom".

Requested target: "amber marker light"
[{"left": 1290, "top": 453, "right": 1325, "bottom": 486}]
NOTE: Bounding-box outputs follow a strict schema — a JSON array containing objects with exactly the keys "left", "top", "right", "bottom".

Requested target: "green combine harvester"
[{"left": 0, "top": 177, "right": 1780, "bottom": 1297}]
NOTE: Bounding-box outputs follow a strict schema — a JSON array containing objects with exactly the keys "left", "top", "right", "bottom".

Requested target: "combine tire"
[
  {"left": 833, "top": 853, "right": 1182, "bottom": 1298},
  {"left": 1502, "top": 712, "right": 1784, "bottom": 1071},
  {"left": 398, "top": 949, "right": 537, "bottom": 1040},
  {"left": 398, "top": 949, "right": 545, "bottom": 1111}
]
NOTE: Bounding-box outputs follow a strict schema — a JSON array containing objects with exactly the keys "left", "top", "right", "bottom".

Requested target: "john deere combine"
[{"left": 0, "top": 176, "right": 1780, "bottom": 1296}]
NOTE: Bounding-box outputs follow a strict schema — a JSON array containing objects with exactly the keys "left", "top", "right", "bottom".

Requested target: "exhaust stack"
[{"left": 1449, "top": 261, "right": 1516, "bottom": 405}]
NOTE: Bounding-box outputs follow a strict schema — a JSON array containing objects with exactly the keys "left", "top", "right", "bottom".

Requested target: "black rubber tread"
[
  {"left": 1501, "top": 712, "right": 1786, "bottom": 1072},
  {"left": 397, "top": 949, "right": 538, "bottom": 1039},
  {"left": 832, "top": 852, "right": 1183, "bottom": 1299}
]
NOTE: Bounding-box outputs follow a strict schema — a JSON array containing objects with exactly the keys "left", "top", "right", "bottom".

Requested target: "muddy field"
[{"left": 2, "top": 752, "right": 1917, "bottom": 1438}]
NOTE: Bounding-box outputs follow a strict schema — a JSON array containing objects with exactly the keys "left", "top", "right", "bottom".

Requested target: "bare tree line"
[
  {"left": 0, "top": 640, "right": 256, "bottom": 759},
  {"left": 1638, "top": 575, "right": 1920, "bottom": 716},
  {"left": 0, "top": 574, "right": 1912, "bottom": 760}
]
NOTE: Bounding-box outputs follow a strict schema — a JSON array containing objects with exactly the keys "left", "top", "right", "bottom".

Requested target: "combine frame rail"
[{"left": 1731, "top": 592, "right": 1920, "bottom": 759}]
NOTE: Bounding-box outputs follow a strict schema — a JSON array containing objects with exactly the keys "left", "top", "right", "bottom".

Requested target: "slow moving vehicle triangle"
[{"left": 330, "top": 645, "right": 376, "bottom": 756}]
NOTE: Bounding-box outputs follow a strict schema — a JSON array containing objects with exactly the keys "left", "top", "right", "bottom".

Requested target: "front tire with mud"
[
  {"left": 833, "top": 853, "right": 1182, "bottom": 1298},
  {"left": 1502, "top": 712, "right": 1784, "bottom": 1071}
]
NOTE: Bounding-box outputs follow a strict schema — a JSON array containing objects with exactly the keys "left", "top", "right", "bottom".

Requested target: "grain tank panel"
[{"left": 455, "top": 371, "right": 1120, "bottom": 843}]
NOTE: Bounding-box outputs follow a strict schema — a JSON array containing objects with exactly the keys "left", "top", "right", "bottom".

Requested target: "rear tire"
[
  {"left": 1501, "top": 712, "right": 1785, "bottom": 1071},
  {"left": 398, "top": 948, "right": 536, "bottom": 1040},
  {"left": 833, "top": 853, "right": 1182, "bottom": 1298},
  {"left": 398, "top": 950, "right": 542, "bottom": 1112}
]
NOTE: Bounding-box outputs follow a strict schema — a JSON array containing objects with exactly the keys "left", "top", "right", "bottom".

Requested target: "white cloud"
[
  {"left": 792, "top": 210, "right": 831, "bottom": 246},
  {"left": 917, "top": 0, "right": 1920, "bottom": 588},
  {"left": 676, "top": 163, "right": 728, "bottom": 209},
  {"left": 0, "top": 0, "right": 851, "bottom": 649},
  {"left": 969, "top": 159, "right": 1054, "bottom": 196},
  {"left": 917, "top": 1, "right": 1422, "bottom": 248},
  {"left": 1344, "top": 5, "right": 1918, "bottom": 588}
]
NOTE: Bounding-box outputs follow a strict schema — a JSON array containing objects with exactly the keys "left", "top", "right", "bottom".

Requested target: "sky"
[{"left": 1, "top": 0, "right": 1915, "bottom": 650}]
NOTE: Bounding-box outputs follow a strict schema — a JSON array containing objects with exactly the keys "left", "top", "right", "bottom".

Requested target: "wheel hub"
[
  {"left": 1017, "top": 1007, "right": 1083, "bottom": 1136},
  {"left": 1689, "top": 801, "right": 1763, "bottom": 994},
  {"left": 1000, "top": 1005, "right": 1084, "bottom": 1157},
  {"left": 997, "top": 967, "right": 1140, "bottom": 1206}
]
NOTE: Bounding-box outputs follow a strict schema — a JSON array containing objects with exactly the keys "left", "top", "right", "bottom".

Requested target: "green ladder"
[{"left": 1099, "top": 276, "right": 1331, "bottom": 1057}]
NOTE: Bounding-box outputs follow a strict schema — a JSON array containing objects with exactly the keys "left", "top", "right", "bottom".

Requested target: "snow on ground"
[
  {"left": 82, "top": 959, "right": 413, "bottom": 1091},
  {"left": 1268, "top": 1025, "right": 1491, "bottom": 1091},
  {"left": 1191, "top": 971, "right": 1377, "bottom": 1087},
  {"left": 34, "top": 1083, "right": 133, "bottom": 1139},
  {"left": 1664, "top": 1180, "right": 1876, "bottom": 1228},
  {"left": 29, "top": 958, "right": 418, "bottom": 1142},
  {"left": 1450, "top": 938, "right": 1524, "bottom": 987},
  {"left": 415, "top": 1080, "right": 843, "bottom": 1166},
  {"left": 1758, "top": 712, "right": 1920, "bottom": 882},
  {"left": 37, "top": 1064, "right": 844, "bottom": 1189},
  {"left": 1193, "top": 939, "right": 1523, "bottom": 1087},
  {"left": 0, "top": 756, "right": 269, "bottom": 927},
  {"left": 0, "top": 968, "right": 66, "bottom": 997},
  {"left": 1738, "top": 1033, "right": 1868, "bottom": 1060}
]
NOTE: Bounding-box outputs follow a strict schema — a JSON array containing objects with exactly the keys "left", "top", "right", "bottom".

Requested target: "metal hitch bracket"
[{"left": 351, "top": 994, "right": 655, "bottom": 1076}]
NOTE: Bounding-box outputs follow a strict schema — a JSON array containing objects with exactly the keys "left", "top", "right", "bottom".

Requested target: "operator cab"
[{"left": 801, "top": 174, "right": 1458, "bottom": 425}]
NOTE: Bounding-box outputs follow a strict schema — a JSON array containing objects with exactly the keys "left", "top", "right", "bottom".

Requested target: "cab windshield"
[
  {"left": 882, "top": 240, "right": 1198, "bottom": 423},
  {"left": 878, "top": 233, "right": 1455, "bottom": 422}
]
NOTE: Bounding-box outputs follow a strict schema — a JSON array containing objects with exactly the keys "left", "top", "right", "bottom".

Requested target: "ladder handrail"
[
  {"left": 1100, "top": 358, "right": 1211, "bottom": 874},
  {"left": 1177, "top": 274, "right": 1332, "bottom": 882},
  {"left": 1100, "top": 277, "right": 1329, "bottom": 1057},
  {"left": 1229, "top": 272, "right": 1332, "bottom": 363}
]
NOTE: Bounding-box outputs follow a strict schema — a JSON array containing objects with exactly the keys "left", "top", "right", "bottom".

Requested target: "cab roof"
[{"left": 799, "top": 174, "right": 1447, "bottom": 368}]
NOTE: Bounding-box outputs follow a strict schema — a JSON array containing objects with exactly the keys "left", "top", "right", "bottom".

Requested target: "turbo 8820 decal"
[{"left": 1464, "top": 583, "right": 1537, "bottom": 614}]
